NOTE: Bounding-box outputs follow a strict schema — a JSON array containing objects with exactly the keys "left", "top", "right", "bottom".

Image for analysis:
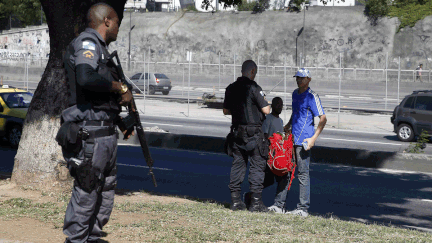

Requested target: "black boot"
[
  {"left": 230, "top": 191, "right": 246, "bottom": 211},
  {"left": 243, "top": 191, "right": 252, "bottom": 210},
  {"left": 249, "top": 192, "right": 269, "bottom": 213}
]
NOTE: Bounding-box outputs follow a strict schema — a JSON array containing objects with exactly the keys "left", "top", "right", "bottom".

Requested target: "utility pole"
[
  {"left": 128, "top": 10, "right": 135, "bottom": 71},
  {"left": 302, "top": 4, "right": 306, "bottom": 67}
]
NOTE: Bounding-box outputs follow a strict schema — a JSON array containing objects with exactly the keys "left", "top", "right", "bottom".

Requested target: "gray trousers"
[{"left": 61, "top": 106, "right": 118, "bottom": 243}]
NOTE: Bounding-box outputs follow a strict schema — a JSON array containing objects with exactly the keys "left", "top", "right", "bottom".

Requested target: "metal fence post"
[
  {"left": 338, "top": 53, "right": 341, "bottom": 129},
  {"left": 218, "top": 52, "right": 221, "bottom": 91},
  {"left": 385, "top": 52, "right": 388, "bottom": 110},
  {"left": 284, "top": 56, "right": 287, "bottom": 123},
  {"left": 257, "top": 56, "right": 260, "bottom": 85},
  {"left": 233, "top": 53, "right": 236, "bottom": 82},
  {"left": 398, "top": 57, "right": 400, "bottom": 103}
]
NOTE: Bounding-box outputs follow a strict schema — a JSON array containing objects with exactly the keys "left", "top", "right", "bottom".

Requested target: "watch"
[{"left": 119, "top": 84, "right": 128, "bottom": 94}]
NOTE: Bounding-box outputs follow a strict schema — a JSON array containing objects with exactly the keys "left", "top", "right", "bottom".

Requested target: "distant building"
[
  {"left": 194, "top": 0, "right": 235, "bottom": 11},
  {"left": 125, "top": 0, "right": 147, "bottom": 10},
  {"left": 315, "top": 0, "right": 355, "bottom": 6}
]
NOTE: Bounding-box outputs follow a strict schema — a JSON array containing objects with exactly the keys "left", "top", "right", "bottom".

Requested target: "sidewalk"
[{"left": 134, "top": 96, "right": 395, "bottom": 133}]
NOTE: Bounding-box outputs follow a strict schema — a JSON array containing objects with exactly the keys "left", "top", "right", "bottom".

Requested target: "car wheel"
[
  {"left": 162, "top": 91, "right": 169, "bottom": 95},
  {"left": 8, "top": 125, "right": 22, "bottom": 149},
  {"left": 149, "top": 86, "right": 155, "bottom": 95},
  {"left": 397, "top": 123, "right": 415, "bottom": 142}
]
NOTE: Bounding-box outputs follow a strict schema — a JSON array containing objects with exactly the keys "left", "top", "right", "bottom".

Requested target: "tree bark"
[{"left": 11, "top": 0, "right": 126, "bottom": 192}]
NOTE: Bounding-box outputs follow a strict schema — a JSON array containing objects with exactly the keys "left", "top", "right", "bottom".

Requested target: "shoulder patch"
[
  {"left": 260, "top": 91, "right": 266, "bottom": 97},
  {"left": 82, "top": 40, "right": 96, "bottom": 51},
  {"left": 83, "top": 50, "right": 95, "bottom": 59}
]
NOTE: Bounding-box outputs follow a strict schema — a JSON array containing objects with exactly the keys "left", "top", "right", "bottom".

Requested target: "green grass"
[
  {"left": 0, "top": 194, "right": 430, "bottom": 242},
  {"left": 110, "top": 201, "right": 431, "bottom": 242}
]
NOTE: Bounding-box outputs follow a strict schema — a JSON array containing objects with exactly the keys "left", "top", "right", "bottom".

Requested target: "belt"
[
  {"left": 79, "top": 125, "right": 117, "bottom": 142},
  {"left": 78, "top": 120, "right": 114, "bottom": 127}
]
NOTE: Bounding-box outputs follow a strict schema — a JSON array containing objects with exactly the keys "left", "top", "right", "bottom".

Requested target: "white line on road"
[
  {"left": 142, "top": 122, "right": 184, "bottom": 127},
  {"left": 348, "top": 96, "right": 372, "bottom": 100},
  {"left": 320, "top": 137, "right": 402, "bottom": 146},
  {"left": 325, "top": 128, "right": 394, "bottom": 135},
  {"left": 117, "top": 163, "right": 173, "bottom": 171}
]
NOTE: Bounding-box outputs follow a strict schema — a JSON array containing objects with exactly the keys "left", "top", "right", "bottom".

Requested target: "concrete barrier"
[{"left": 120, "top": 131, "right": 432, "bottom": 174}]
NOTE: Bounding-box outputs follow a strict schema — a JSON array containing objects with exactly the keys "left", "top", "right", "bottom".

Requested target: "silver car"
[{"left": 130, "top": 72, "right": 172, "bottom": 95}]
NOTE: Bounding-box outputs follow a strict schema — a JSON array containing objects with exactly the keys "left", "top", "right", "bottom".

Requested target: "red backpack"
[{"left": 267, "top": 133, "right": 296, "bottom": 190}]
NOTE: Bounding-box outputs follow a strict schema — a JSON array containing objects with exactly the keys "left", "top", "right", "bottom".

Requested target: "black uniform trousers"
[{"left": 228, "top": 142, "right": 267, "bottom": 194}]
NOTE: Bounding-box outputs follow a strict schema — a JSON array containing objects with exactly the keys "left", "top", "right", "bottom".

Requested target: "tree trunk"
[{"left": 11, "top": 0, "right": 126, "bottom": 192}]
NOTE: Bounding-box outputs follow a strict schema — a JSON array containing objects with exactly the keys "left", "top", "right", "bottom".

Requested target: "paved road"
[
  {"left": 136, "top": 113, "right": 429, "bottom": 154},
  {"left": 1, "top": 141, "right": 431, "bottom": 232}
]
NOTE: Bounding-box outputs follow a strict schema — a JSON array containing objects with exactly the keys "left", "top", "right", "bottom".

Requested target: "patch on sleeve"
[
  {"left": 260, "top": 91, "right": 266, "bottom": 96},
  {"left": 83, "top": 50, "right": 95, "bottom": 60},
  {"left": 82, "top": 41, "right": 96, "bottom": 50}
]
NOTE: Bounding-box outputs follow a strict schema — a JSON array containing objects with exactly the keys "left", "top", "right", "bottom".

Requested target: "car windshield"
[
  {"left": 0, "top": 92, "right": 33, "bottom": 108},
  {"left": 155, "top": 74, "right": 168, "bottom": 79}
]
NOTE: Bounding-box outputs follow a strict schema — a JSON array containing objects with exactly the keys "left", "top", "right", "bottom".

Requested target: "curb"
[{"left": 121, "top": 131, "right": 432, "bottom": 174}]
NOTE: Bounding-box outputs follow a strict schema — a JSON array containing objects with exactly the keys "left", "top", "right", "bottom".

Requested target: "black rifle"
[{"left": 108, "top": 51, "right": 157, "bottom": 187}]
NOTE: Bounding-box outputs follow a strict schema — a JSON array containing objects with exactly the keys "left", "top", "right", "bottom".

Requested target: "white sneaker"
[
  {"left": 268, "top": 205, "right": 285, "bottom": 214},
  {"left": 286, "top": 209, "right": 309, "bottom": 217}
]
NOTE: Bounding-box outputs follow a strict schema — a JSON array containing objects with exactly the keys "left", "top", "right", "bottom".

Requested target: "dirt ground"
[{"left": 0, "top": 177, "right": 194, "bottom": 243}]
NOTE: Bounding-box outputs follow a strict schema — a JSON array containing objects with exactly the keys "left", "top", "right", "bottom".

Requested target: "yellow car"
[{"left": 0, "top": 85, "right": 33, "bottom": 148}]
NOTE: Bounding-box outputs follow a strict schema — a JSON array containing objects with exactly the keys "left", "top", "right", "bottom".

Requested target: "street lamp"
[
  {"left": 296, "top": 27, "right": 303, "bottom": 67},
  {"left": 128, "top": 10, "right": 135, "bottom": 71}
]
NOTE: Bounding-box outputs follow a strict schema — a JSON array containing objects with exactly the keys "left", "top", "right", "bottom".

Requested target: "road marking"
[
  {"left": 319, "top": 137, "right": 402, "bottom": 146},
  {"left": 325, "top": 95, "right": 344, "bottom": 98},
  {"left": 349, "top": 96, "right": 372, "bottom": 100},
  {"left": 420, "top": 199, "right": 432, "bottom": 203},
  {"left": 325, "top": 128, "right": 394, "bottom": 135},
  {"left": 142, "top": 122, "right": 183, "bottom": 127},
  {"left": 117, "top": 163, "right": 172, "bottom": 171}
]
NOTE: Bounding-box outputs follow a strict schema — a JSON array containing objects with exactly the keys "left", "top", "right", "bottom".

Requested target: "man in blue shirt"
[{"left": 284, "top": 68, "right": 327, "bottom": 217}]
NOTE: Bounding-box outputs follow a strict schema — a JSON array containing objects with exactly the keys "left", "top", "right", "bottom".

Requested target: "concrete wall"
[
  {"left": 111, "top": 7, "right": 432, "bottom": 69},
  {"left": 1, "top": 8, "right": 432, "bottom": 70},
  {"left": 0, "top": 25, "right": 50, "bottom": 59}
]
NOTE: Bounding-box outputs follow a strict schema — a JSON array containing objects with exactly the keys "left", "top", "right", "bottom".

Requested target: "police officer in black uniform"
[
  {"left": 223, "top": 60, "right": 271, "bottom": 212},
  {"left": 59, "top": 3, "right": 133, "bottom": 242}
]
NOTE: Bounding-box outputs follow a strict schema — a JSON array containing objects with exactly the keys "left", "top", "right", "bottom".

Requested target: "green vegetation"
[
  {"left": 0, "top": 191, "right": 431, "bottom": 242},
  {"left": 364, "top": 0, "right": 432, "bottom": 30},
  {"left": 185, "top": 4, "right": 199, "bottom": 11},
  {"left": 406, "top": 130, "right": 430, "bottom": 153},
  {"left": 388, "top": 1, "right": 432, "bottom": 30},
  {"left": 0, "top": 0, "right": 45, "bottom": 30},
  {"left": 237, "top": 0, "right": 257, "bottom": 11}
]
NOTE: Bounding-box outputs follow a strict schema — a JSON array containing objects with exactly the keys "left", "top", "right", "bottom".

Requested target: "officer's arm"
[
  {"left": 261, "top": 105, "right": 270, "bottom": 115},
  {"left": 74, "top": 38, "right": 121, "bottom": 93},
  {"left": 76, "top": 64, "right": 122, "bottom": 93},
  {"left": 223, "top": 108, "right": 231, "bottom": 115},
  {"left": 255, "top": 86, "right": 270, "bottom": 115}
]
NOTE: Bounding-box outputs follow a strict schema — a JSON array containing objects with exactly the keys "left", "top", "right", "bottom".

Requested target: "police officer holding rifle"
[{"left": 56, "top": 3, "right": 155, "bottom": 242}]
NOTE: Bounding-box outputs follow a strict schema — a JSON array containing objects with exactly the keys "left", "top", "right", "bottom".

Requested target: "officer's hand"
[
  {"left": 119, "top": 90, "right": 133, "bottom": 106},
  {"left": 122, "top": 129, "right": 135, "bottom": 140}
]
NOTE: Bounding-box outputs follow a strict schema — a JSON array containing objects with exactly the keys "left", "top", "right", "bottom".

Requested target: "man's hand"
[
  {"left": 119, "top": 90, "right": 133, "bottom": 106},
  {"left": 303, "top": 137, "right": 315, "bottom": 151}
]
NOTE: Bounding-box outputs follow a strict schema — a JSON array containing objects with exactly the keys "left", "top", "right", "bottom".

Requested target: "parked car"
[
  {"left": 130, "top": 72, "right": 172, "bottom": 95},
  {"left": 0, "top": 85, "right": 33, "bottom": 148},
  {"left": 391, "top": 90, "right": 432, "bottom": 142}
]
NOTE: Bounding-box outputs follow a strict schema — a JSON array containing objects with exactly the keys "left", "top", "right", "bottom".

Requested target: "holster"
[
  {"left": 233, "top": 125, "right": 268, "bottom": 157},
  {"left": 224, "top": 127, "right": 235, "bottom": 157},
  {"left": 55, "top": 121, "right": 85, "bottom": 154}
]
